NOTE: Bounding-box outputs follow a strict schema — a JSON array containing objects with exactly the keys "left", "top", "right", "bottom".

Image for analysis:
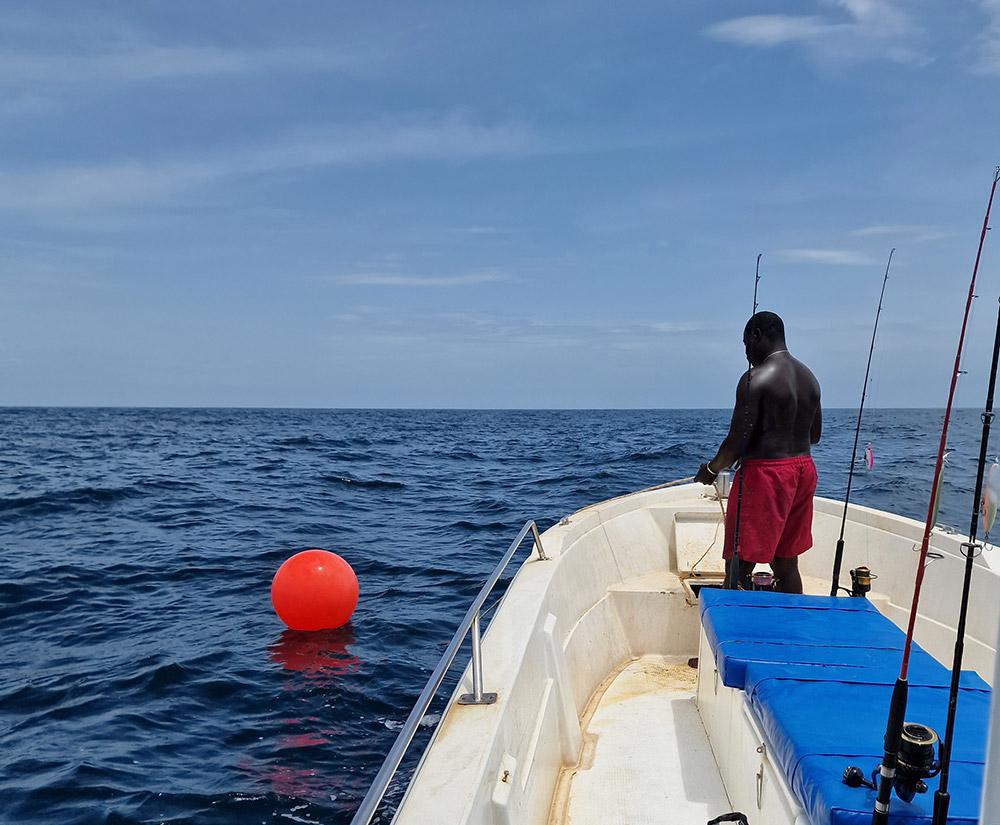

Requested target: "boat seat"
[
  {"left": 701, "top": 591, "right": 935, "bottom": 689},
  {"left": 699, "top": 589, "right": 992, "bottom": 825}
]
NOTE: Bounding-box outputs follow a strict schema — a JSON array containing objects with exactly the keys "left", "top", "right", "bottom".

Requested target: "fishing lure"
[
  {"left": 981, "top": 460, "right": 1000, "bottom": 537},
  {"left": 864, "top": 441, "right": 874, "bottom": 471},
  {"left": 931, "top": 450, "right": 951, "bottom": 527}
]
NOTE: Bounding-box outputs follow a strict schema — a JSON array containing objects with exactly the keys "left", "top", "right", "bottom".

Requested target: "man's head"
[{"left": 743, "top": 311, "right": 786, "bottom": 366}]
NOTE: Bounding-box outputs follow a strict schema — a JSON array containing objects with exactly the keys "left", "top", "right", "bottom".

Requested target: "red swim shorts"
[{"left": 723, "top": 455, "right": 818, "bottom": 564}]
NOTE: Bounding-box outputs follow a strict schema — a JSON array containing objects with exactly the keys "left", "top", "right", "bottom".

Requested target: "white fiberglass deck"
[{"left": 550, "top": 655, "right": 731, "bottom": 825}]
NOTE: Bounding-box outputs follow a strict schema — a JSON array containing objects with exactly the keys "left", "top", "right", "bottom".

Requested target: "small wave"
[
  {"left": 277, "top": 435, "right": 374, "bottom": 448},
  {"left": 325, "top": 450, "right": 372, "bottom": 462},
  {"left": 251, "top": 461, "right": 284, "bottom": 472},
  {"left": 0, "top": 681, "right": 72, "bottom": 715},
  {"left": 534, "top": 469, "right": 614, "bottom": 486},
  {"left": 622, "top": 442, "right": 695, "bottom": 461},
  {"left": 321, "top": 475, "right": 404, "bottom": 490},
  {"left": 467, "top": 496, "right": 511, "bottom": 513},
  {"left": 0, "top": 479, "right": 190, "bottom": 515},
  {"left": 0, "top": 486, "right": 131, "bottom": 512},
  {"left": 0, "top": 580, "right": 40, "bottom": 603},
  {"left": 451, "top": 519, "right": 508, "bottom": 532},
  {"left": 441, "top": 449, "right": 482, "bottom": 460}
]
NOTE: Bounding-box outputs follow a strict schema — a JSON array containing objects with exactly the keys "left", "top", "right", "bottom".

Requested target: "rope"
[{"left": 686, "top": 489, "right": 728, "bottom": 575}]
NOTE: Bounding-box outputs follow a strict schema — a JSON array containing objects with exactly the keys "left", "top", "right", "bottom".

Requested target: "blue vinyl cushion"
[
  {"left": 699, "top": 590, "right": 897, "bottom": 689},
  {"left": 698, "top": 589, "right": 992, "bottom": 825}
]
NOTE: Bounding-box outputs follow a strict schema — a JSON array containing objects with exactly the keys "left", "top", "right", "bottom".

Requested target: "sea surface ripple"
[{"left": 0, "top": 408, "right": 988, "bottom": 824}]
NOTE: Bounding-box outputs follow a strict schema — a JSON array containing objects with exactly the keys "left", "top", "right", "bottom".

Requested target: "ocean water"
[{"left": 0, "top": 407, "right": 991, "bottom": 825}]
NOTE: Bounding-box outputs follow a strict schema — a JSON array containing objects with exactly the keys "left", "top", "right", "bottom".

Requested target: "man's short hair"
[{"left": 745, "top": 311, "right": 785, "bottom": 342}]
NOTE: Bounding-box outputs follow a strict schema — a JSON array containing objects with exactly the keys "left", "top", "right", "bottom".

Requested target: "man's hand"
[{"left": 695, "top": 462, "right": 718, "bottom": 485}]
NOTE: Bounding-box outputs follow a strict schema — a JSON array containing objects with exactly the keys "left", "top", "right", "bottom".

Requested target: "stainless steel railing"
[{"left": 348, "top": 519, "right": 549, "bottom": 825}]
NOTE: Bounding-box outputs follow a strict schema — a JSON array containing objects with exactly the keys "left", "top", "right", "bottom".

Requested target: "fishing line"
[
  {"left": 865, "top": 366, "right": 884, "bottom": 570},
  {"left": 866, "top": 334, "right": 884, "bottom": 476},
  {"left": 830, "top": 248, "right": 894, "bottom": 596},
  {"left": 870, "top": 166, "right": 1000, "bottom": 825},
  {"left": 687, "top": 492, "right": 728, "bottom": 576}
]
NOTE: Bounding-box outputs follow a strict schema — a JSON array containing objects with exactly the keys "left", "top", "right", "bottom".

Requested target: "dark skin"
[{"left": 695, "top": 326, "right": 821, "bottom": 593}]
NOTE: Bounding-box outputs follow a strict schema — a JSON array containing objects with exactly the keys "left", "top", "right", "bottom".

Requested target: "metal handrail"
[{"left": 348, "top": 519, "right": 549, "bottom": 825}]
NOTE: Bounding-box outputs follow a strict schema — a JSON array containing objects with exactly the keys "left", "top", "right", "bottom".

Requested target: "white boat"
[{"left": 349, "top": 477, "right": 1000, "bottom": 825}]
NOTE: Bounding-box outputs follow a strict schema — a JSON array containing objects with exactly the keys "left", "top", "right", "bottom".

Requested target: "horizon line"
[{"left": 0, "top": 404, "right": 979, "bottom": 412}]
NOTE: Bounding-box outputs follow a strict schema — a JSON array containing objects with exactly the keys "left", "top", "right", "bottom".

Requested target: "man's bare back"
[{"left": 743, "top": 352, "right": 821, "bottom": 460}]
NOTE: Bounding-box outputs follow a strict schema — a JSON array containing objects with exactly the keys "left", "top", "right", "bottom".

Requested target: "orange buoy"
[{"left": 271, "top": 549, "right": 359, "bottom": 631}]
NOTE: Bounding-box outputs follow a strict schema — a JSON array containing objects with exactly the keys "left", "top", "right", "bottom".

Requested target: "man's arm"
[
  {"left": 811, "top": 400, "right": 822, "bottom": 444},
  {"left": 695, "top": 370, "right": 760, "bottom": 483}
]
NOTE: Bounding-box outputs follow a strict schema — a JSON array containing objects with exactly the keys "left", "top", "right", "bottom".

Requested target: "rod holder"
[
  {"left": 458, "top": 612, "right": 497, "bottom": 705},
  {"left": 530, "top": 521, "right": 549, "bottom": 561}
]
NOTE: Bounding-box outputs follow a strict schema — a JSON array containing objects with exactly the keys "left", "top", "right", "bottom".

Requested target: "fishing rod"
[
  {"left": 871, "top": 166, "right": 1000, "bottom": 824},
  {"left": 931, "top": 296, "right": 1000, "bottom": 825},
  {"left": 830, "top": 249, "right": 894, "bottom": 597},
  {"left": 726, "top": 253, "right": 762, "bottom": 590}
]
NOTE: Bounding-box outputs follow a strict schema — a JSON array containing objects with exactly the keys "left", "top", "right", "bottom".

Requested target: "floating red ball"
[{"left": 271, "top": 549, "right": 359, "bottom": 631}]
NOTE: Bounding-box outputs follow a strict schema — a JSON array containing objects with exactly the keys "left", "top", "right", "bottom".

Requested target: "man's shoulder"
[
  {"left": 787, "top": 355, "right": 818, "bottom": 380},
  {"left": 796, "top": 358, "right": 820, "bottom": 387}
]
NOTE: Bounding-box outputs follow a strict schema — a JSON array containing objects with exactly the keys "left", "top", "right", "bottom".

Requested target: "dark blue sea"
[{"left": 0, "top": 408, "right": 989, "bottom": 825}]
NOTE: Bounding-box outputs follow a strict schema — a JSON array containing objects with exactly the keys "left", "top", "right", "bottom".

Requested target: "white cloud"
[
  {"left": 0, "top": 45, "right": 363, "bottom": 88},
  {"left": 329, "top": 271, "right": 506, "bottom": 287},
  {"left": 778, "top": 248, "right": 877, "bottom": 266},
  {"left": 852, "top": 224, "right": 949, "bottom": 241},
  {"left": 705, "top": 1, "right": 927, "bottom": 66},
  {"left": 0, "top": 115, "right": 539, "bottom": 212},
  {"left": 0, "top": 9, "right": 376, "bottom": 90},
  {"left": 452, "top": 225, "right": 526, "bottom": 235},
  {"left": 326, "top": 309, "right": 719, "bottom": 352},
  {"left": 974, "top": 0, "right": 1000, "bottom": 73},
  {"left": 649, "top": 321, "right": 705, "bottom": 333},
  {"left": 707, "top": 15, "right": 834, "bottom": 47}
]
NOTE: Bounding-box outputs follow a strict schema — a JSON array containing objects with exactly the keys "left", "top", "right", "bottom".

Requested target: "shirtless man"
[{"left": 694, "top": 311, "right": 822, "bottom": 594}]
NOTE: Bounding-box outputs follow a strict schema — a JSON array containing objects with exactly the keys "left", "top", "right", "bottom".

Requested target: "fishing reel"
[
  {"left": 844, "top": 722, "right": 940, "bottom": 804},
  {"left": 893, "top": 722, "right": 941, "bottom": 802},
  {"left": 751, "top": 571, "right": 775, "bottom": 592},
  {"left": 849, "top": 566, "right": 876, "bottom": 598}
]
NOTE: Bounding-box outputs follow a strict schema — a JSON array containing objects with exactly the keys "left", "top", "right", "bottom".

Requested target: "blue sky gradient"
[{"left": 3, "top": 1, "right": 1000, "bottom": 407}]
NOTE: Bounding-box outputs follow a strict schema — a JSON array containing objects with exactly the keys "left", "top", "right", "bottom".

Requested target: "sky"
[{"left": 3, "top": 1, "right": 1000, "bottom": 408}]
